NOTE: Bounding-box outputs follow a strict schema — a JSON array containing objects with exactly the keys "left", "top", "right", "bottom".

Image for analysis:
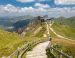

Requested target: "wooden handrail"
[
  {"left": 7, "top": 49, "right": 19, "bottom": 58},
  {"left": 7, "top": 44, "right": 29, "bottom": 58},
  {"left": 48, "top": 46, "right": 73, "bottom": 58},
  {"left": 4, "top": 38, "right": 48, "bottom": 58},
  {"left": 18, "top": 38, "right": 48, "bottom": 58},
  {"left": 18, "top": 47, "right": 29, "bottom": 58}
]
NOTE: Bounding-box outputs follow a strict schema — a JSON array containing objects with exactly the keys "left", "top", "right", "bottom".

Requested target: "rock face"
[{"left": 26, "top": 41, "right": 49, "bottom": 58}]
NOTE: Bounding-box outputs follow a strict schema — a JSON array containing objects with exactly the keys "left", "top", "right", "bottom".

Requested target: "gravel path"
[{"left": 49, "top": 23, "right": 75, "bottom": 43}]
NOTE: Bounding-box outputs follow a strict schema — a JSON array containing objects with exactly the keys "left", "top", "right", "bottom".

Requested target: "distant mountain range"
[
  {"left": 13, "top": 19, "right": 31, "bottom": 31},
  {"left": 0, "top": 15, "right": 75, "bottom": 33},
  {"left": 0, "top": 15, "right": 34, "bottom": 31},
  {"left": 55, "top": 16, "right": 75, "bottom": 28}
]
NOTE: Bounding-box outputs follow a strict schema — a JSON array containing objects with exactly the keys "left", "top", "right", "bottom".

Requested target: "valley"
[{"left": 0, "top": 16, "right": 75, "bottom": 58}]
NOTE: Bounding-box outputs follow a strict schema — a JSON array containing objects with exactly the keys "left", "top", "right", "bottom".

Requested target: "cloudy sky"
[{"left": 0, "top": 0, "right": 75, "bottom": 17}]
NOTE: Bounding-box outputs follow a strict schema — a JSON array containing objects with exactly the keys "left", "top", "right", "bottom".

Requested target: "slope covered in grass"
[
  {"left": 0, "top": 23, "right": 46, "bottom": 57},
  {"left": 0, "top": 30, "right": 27, "bottom": 57},
  {"left": 52, "top": 17, "right": 75, "bottom": 39},
  {"left": 50, "top": 17, "right": 75, "bottom": 57},
  {"left": 49, "top": 29, "right": 75, "bottom": 58},
  {"left": 55, "top": 17, "right": 75, "bottom": 28}
]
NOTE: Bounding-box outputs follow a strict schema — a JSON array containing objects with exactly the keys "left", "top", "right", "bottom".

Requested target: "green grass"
[
  {"left": 49, "top": 18, "right": 75, "bottom": 57},
  {"left": 0, "top": 30, "right": 27, "bottom": 57},
  {"left": 0, "top": 23, "right": 47, "bottom": 57},
  {"left": 55, "top": 16, "right": 75, "bottom": 28},
  {"left": 49, "top": 27, "right": 75, "bottom": 58},
  {"left": 52, "top": 22, "right": 75, "bottom": 39},
  {"left": 35, "top": 26, "right": 46, "bottom": 38}
]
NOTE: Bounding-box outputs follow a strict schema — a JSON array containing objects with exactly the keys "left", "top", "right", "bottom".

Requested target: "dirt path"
[
  {"left": 26, "top": 41, "right": 49, "bottom": 58},
  {"left": 49, "top": 23, "right": 75, "bottom": 44},
  {"left": 33, "top": 27, "right": 42, "bottom": 35}
]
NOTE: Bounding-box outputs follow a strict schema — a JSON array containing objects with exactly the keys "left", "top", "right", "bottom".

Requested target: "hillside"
[
  {"left": 49, "top": 17, "right": 75, "bottom": 57},
  {"left": 0, "top": 19, "right": 46, "bottom": 57},
  {"left": 0, "top": 15, "right": 33, "bottom": 30},
  {"left": 0, "top": 29, "right": 46, "bottom": 57},
  {"left": 52, "top": 17, "right": 75, "bottom": 39},
  {"left": 12, "top": 19, "right": 31, "bottom": 31},
  {"left": 49, "top": 28, "right": 75, "bottom": 57},
  {"left": 0, "top": 30, "right": 26, "bottom": 57},
  {"left": 55, "top": 17, "right": 75, "bottom": 27}
]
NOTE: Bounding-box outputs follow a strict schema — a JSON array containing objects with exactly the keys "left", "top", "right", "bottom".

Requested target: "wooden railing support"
[
  {"left": 60, "top": 50, "right": 63, "bottom": 58},
  {"left": 51, "top": 45, "right": 54, "bottom": 53},
  {"left": 47, "top": 46, "right": 73, "bottom": 58},
  {"left": 3, "top": 38, "right": 48, "bottom": 58}
]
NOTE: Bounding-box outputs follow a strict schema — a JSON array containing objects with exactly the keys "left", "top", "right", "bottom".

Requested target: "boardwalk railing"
[
  {"left": 18, "top": 38, "right": 48, "bottom": 58},
  {"left": 46, "top": 45, "right": 73, "bottom": 58},
  {"left": 2, "top": 38, "right": 48, "bottom": 58},
  {"left": 7, "top": 44, "right": 29, "bottom": 58}
]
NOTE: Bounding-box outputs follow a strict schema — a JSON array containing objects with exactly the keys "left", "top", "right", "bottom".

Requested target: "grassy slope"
[
  {"left": 0, "top": 23, "right": 46, "bottom": 57},
  {"left": 35, "top": 24, "right": 46, "bottom": 38},
  {"left": 50, "top": 17, "right": 75, "bottom": 57},
  {"left": 52, "top": 17, "right": 75, "bottom": 39},
  {"left": 0, "top": 30, "right": 27, "bottom": 57},
  {"left": 49, "top": 28, "right": 75, "bottom": 57},
  {"left": 52, "top": 22, "right": 75, "bottom": 39}
]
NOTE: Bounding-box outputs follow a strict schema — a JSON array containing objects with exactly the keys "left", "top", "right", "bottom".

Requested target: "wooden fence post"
[
  {"left": 51, "top": 45, "right": 53, "bottom": 53},
  {"left": 60, "top": 50, "right": 63, "bottom": 58},
  {"left": 17, "top": 47, "right": 20, "bottom": 58},
  {"left": 17, "top": 50, "right": 19, "bottom": 58},
  {"left": 51, "top": 48, "right": 53, "bottom": 53}
]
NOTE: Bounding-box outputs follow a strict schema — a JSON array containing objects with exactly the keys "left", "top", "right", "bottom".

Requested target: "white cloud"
[
  {"left": 16, "top": 0, "right": 34, "bottom": 3},
  {"left": 20, "top": 7, "right": 34, "bottom": 12},
  {"left": 0, "top": 4, "right": 75, "bottom": 17},
  {"left": 36, "top": 0, "right": 51, "bottom": 2},
  {"left": 0, "top": 4, "right": 19, "bottom": 17},
  {"left": 16, "top": 0, "right": 50, "bottom": 3},
  {"left": 0, "top": 4, "right": 47, "bottom": 17},
  {"left": 35, "top": 3, "right": 50, "bottom": 8},
  {"left": 55, "top": 0, "right": 75, "bottom": 5}
]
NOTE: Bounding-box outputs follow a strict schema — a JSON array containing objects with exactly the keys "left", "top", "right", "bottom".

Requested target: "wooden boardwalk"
[{"left": 26, "top": 41, "right": 49, "bottom": 58}]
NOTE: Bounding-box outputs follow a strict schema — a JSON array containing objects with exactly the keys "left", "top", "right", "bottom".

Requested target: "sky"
[{"left": 0, "top": 0, "right": 75, "bottom": 18}]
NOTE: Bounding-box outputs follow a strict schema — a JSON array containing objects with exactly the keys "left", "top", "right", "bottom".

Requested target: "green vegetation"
[
  {"left": 35, "top": 25, "right": 46, "bottom": 38},
  {"left": 49, "top": 28, "right": 75, "bottom": 58},
  {"left": 52, "top": 17, "right": 75, "bottom": 39},
  {"left": 55, "top": 16, "right": 75, "bottom": 28},
  {"left": 1, "top": 16, "right": 75, "bottom": 58},
  {"left": 0, "top": 30, "right": 24, "bottom": 57},
  {"left": 0, "top": 22, "right": 46, "bottom": 57},
  {"left": 49, "top": 17, "right": 75, "bottom": 57}
]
